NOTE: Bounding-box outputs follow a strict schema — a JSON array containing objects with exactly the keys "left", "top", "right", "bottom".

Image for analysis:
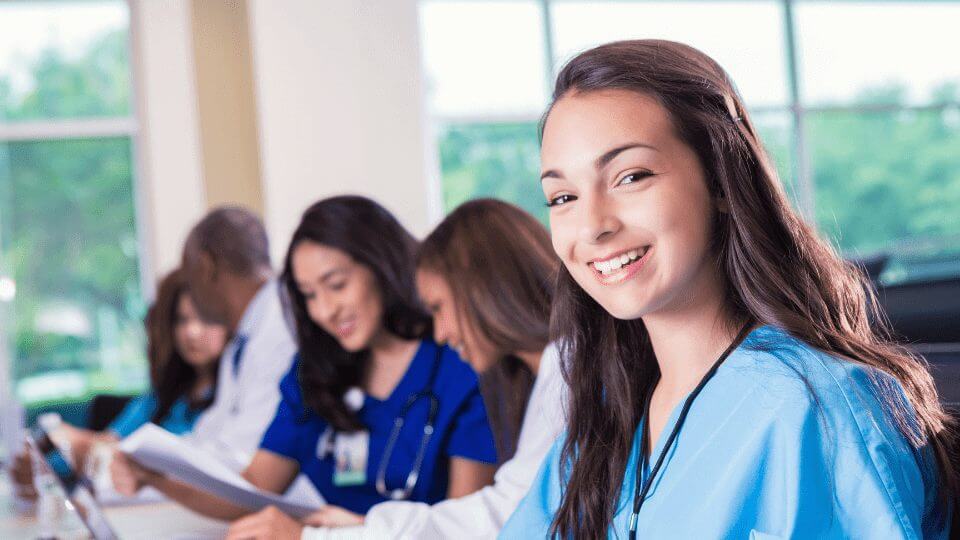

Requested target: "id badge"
[{"left": 331, "top": 430, "right": 369, "bottom": 486}]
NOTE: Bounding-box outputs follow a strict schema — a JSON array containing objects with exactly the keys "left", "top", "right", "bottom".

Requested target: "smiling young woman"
[
  {"left": 251, "top": 196, "right": 499, "bottom": 515},
  {"left": 500, "top": 40, "right": 957, "bottom": 539}
]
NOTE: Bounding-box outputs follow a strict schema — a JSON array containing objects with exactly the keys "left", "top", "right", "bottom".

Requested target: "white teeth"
[{"left": 593, "top": 247, "right": 649, "bottom": 276}]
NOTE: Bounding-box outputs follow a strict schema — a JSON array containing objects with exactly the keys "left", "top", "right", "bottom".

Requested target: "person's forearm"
[
  {"left": 147, "top": 474, "right": 251, "bottom": 521},
  {"left": 446, "top": 458, "right": 496, "bottom": 498}
]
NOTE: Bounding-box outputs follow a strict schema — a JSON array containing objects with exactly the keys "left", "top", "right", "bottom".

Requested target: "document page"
[{"left": 119, "top": 424, "right": 324, "bottom": 519}]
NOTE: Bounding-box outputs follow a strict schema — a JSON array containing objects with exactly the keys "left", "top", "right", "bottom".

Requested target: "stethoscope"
[
  {"left": 318, "top": 343, "right": 442, "bottom": 501},
  {"left": 375, "top": 345, "right": 442, "bottom": 500},
  {"left": 627, "top": 323, "right": 752, "bottom": 540}
]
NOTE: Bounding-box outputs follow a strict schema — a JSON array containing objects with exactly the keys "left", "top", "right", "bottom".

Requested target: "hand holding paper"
[{"left": 118, "top": 424, "right": 324, "bottom": 519}]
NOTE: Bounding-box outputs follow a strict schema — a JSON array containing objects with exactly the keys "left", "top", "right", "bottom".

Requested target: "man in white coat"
[{"left": 180, "top": 206, "right": 296, "bottom": 470}]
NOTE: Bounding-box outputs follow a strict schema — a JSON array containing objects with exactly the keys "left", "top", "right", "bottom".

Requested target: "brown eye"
[
  {"left": 619, "top": 171, "right": 654, "bottom": 185},
  {"left": 546, "top": 194, "right": 576, "bottom": 207}
]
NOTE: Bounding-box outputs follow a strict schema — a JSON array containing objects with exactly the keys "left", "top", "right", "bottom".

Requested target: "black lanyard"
[{"left": 628, "top": 323, "right": 753, "bottom": 540}]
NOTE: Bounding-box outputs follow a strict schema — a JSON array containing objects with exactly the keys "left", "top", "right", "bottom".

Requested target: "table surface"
[{"left": 0, "top": 474, "right": 229, "bottom": 540}]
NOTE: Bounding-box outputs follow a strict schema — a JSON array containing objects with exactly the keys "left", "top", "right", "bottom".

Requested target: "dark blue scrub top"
[{"left": 259, "top": 339, "right": 498, "bottom": 514}]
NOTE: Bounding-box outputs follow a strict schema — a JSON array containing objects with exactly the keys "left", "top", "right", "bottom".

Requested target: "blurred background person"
[
  {"left": 107, "top": 268, "right": 225, "bottom": 441},
  {"left": 9, "top": 268, "right": 226, "bottom": 499},
  {"left": 176, "top": 206, "right": 297, "bottom": 469}
]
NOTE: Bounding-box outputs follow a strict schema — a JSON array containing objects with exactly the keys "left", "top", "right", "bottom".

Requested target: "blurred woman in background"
[
  {"left": 12, "top": 269, "right": 226, "bottom": 497},
  {"left": 107, "top": 268, "right": 226, "bottom": 439}
]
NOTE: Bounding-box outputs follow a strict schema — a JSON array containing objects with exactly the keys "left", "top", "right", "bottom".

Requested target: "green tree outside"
[{"left": 0, "top": 28, "right": 146, "bottom": 414}]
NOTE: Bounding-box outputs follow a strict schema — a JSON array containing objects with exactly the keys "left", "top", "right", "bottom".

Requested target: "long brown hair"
[
  {"left": 146, "top": 269, "right": 220, "bottom": 423},
  {"left": 546, "top": 40, "right": 958, "bottom": 539},
  {"left": 280, "top": 196, "right": 431, "bottom": 431},
  {"left": 417, "top": 198, "right": 558, "bottom": 461}
]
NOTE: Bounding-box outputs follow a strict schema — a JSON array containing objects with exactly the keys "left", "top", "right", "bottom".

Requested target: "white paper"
[{"left": 119, "top": 424, "right": 324, "bottom": 519}]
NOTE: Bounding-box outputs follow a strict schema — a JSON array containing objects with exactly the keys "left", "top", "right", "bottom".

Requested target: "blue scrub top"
[
  {"left": 260, "top": 339, "right": 498, "bottom": 514},
  {"left": 109, "top": 391, "right": 207, "bottom": 438},
  {"left": 502, "top": 325, "right": 949, "bottom": 539}
]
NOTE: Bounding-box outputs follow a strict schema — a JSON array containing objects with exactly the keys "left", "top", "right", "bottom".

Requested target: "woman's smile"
[{"left": 588, "top": 246, "right": 652, "bottom": 285}]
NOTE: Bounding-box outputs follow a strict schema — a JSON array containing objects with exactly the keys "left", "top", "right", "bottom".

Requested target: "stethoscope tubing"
[{"left": 320, "top": 343, "right": 442, "bottom": 501}]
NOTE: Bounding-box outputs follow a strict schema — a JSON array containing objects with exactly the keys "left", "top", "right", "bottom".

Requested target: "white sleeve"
[
  {"left": 220, "top": 336, "right": 295, "bottom": 460},
  {"left": 311, "top": 344, "right": 567, "bottom": 540},
  {"left": 186, "top": 345, "right": 247, "bottom": 468}
]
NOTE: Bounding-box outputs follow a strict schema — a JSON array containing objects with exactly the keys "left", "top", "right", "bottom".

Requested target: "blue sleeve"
[
  {"left": 744, "top": 355, "right": 943, "bottom": 539},
  {"left": 156, "top": 397, "right": 202, "bottom": 436},
  {"left": 806, "top": 367, "right": 943, "bottom": 539},
  {"left": 259, "top": 365, "right": 304, "bottom": 460},
  {"left": 500, "top": 436, "right": 563, "bottom": 539},
  {"left": 108, "top": 394, "right": 158, "bottom": 438},
  {"left": 445, "top": 383, "right": 499, "bottom": 464}
]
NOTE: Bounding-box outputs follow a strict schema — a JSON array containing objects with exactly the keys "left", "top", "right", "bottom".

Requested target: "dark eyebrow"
[
  {"left": 540, "top": 169, "right": 561, "bottom": 182},
  {"left": 595, "top": 142, "right": 657, "bottom": 170},
  {"left": 540, "top": 142, "right": 657, "bottom": 182},
  {"left": 319, "top": 268, "right": 346, "bottom": 284}
]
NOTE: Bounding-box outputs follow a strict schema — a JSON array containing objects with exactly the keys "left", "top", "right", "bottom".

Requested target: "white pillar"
[
  {"left": 130, "top": 0, "right": 207, "bottom": 285},
  {"left": 247, "top": 0, "right": 437, "bottom": 263}
]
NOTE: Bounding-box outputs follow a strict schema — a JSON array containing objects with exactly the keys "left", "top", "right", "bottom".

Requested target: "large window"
[
  {"left": 419, "top": 0, "right": 960, "bottom": 283},
  {"left": 0, "top": 1, "right": 147, "bottom": 421}
]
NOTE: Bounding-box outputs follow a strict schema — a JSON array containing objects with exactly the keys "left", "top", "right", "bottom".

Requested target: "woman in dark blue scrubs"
[
  {"left": 259, "top": 195, "right": 497, "bottom": 513},
  {"left": 262, "top": 338, "right": 491, "bottom": 512},
  {"left": 111, "top": 197, "right": 497, "bottom": 536}
]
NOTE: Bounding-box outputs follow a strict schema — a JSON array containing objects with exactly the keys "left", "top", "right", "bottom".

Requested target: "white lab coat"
[
  {"left": 302, "top": 343, "right": 567, "bottom": 540},
  {"left": 189, "top": 280, "right": 297, "bottom": 470}
]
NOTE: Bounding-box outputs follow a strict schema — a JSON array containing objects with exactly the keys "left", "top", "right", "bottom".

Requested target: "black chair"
[
  {"left": 878, "top": 277, "right": 960, "bottom": 344},
  {"left": 919, "top": 345, "right": 960, "bottom": 410},
  {"left": 86, "top": 394, "right": 135, "bottom": 431},
  {"left": 914, "top": 345, "right": 960, "bottom": 539}
]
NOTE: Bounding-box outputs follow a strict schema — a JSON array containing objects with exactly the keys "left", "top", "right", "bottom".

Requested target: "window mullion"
[
  {"left": 540, "top": 0, "right": 557, "bottom": 103},
  {"left": 783, "top": 0, "right": 815, "bottom": 220}
]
